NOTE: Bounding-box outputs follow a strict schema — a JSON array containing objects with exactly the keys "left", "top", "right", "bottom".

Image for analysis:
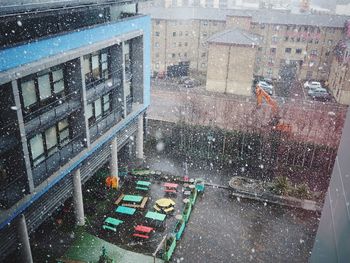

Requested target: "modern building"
[
  {"left": 142, "top": 7, "right": 348, "bottom": 83},
  {"left": 0, "top": 0, "right": 150, "bottom": 261}
]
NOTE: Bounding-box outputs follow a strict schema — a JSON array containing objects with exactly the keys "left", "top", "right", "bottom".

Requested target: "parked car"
[
  {"left": 258, "top": 81, "right": 273, "bottom": 95},
  {"left": 304, "top": 81, "right": 322, "bottom": 90},
  {"left": 308, "top": 87, "right": 332, "bottom": 101}
]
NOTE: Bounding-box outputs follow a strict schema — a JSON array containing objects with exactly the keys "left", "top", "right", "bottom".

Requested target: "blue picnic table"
[{"left": 115, "top": 206, "right": 136, "bottom": 215}]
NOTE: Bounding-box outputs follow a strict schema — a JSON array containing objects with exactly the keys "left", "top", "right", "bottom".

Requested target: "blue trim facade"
[{"left": 0, "top": 15, "right": 151, "bottom": 229}]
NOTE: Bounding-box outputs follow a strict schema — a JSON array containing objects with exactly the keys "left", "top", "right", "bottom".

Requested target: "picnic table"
[
  {"left": 137, "top": 180, "right": 151, "bottom": 187},
  {"left": 145, "top": 211, "right": 166, "bottom": 221},
  {"left": 134, "top": 225, "right": 154, "bottom": 233},
  {"left": 164, "top": 182, "right": 178, "bottom": 193},
  {"left": 123, "top": 195, "right": 143, "bottom": 203},
  {"left": 102, "top": 217, "right": 123, "bottom": 232},
  {"left": 115, "top": 206, "right": 136, "bottom": 215}
]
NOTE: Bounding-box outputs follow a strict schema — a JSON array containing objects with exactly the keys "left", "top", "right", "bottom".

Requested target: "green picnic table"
[
  {"left": 123, "top": 195, "right": 143, "bottom": 203},
  {"left": 102, "top": 217, "right": 123, "bottom": 232},
  {"left": 115, "top": 206, "right": 136, "bottom": 215},
  {"left": 145, "top": 211, "right": 166, "bottom": 221},
  {"left": 136, "top": 180, "right": 151, "bottom": 187}
]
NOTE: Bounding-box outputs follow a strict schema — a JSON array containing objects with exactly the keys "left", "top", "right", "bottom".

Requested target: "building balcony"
[
  {"left": 86, "top": 76, "right": 122, "bottom": 103},
  {"left": 31, "top": 134, "right": 85, "bottom": 187},
  {"left": 0, "top": 174, "right": 27, "bottom": 209},
  {"left": 24, "top": 92, "right": 81, "bottom": 136},
  {"left": 89, "top": 107, "right": 124, "bottom": 142}
]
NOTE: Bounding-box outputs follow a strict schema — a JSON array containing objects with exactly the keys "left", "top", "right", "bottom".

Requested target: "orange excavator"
[{"left": 255, "top": 85, "right": 292, "bottom": 134}]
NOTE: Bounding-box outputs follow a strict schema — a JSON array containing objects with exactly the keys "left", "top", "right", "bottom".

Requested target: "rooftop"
[
  {"left": 141, "top": 7, "right": 350, "bottom": 28},
  {"left": 207, "top": 28, "right": 261, "bottom": 46}
]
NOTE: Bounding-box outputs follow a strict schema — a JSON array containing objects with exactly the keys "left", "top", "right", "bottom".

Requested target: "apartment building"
[
  {"left": 0, "top": 1, "right": 150, "bottom": 261},
  {"left": 328, "top": 38, "right": 350, "bottom": 105},
  {"left": 143, "top": 7, "right": 347, "bottom": 82}
]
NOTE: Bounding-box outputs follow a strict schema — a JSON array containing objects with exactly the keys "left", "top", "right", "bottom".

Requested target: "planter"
[
  {"left": 190, "top": 189, "right": 197, "bottom": 205},
  {"left": 173, "top": 220, "right": 186, "bottom": 241},
  {"left": 163, "top": 236, "right": 177, "bottom": 261},
  {"left": 182, "top": 203, "right": 192, "bottom": 222}
]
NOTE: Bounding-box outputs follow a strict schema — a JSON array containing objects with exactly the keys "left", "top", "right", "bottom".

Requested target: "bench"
[
  {"left": 164, "top": 189, "right": 177, "bottom": 193},
  {"left": 136, "top": 186, "right": 149, "bottom": 191},
  {"left": 122, "top": 197, "right": 148, "bottom": 209},
  {"left": 132, "top": 233, "right": 150, "bottom": 239},
  {"left": 145, "top": 211, "right": 166, "bottom": 221},
  {"left": 114, "top": 194, "right": 125, "bottom": 205},
  {"left": 134, "top": 225, "right": 154, "bottom": 233}
]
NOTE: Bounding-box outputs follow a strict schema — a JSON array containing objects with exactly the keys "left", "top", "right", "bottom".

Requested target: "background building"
[
  {"left": 142, "top": 6, "right": 348, "bottom": 94},
  {"left": 206, "top": 29, "right": 261, "bottom": 95},
  {"left": 0, "top": 0, "right": 150, "bottom": 261}
]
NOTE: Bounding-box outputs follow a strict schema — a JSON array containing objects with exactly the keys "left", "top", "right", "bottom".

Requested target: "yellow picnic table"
[{"left": 156, "top": 198, "right": 175, "bottom": 208}]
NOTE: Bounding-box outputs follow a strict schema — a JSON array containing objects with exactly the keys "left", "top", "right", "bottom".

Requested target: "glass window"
[
  {"left": 52, "top": 69, "right": 64, "bottom": 94},
  {"left": 21, "top": 79, "right": 37, "bottom": 107},
  {"left": 45, "top": 126, "right": 58, "bottom": 156},
  {"left": 103, "top": 94, "right": 111, "bottom": 114},
  {"left": 29, "top": 134, "right": 45, "bottom": 166},
  {"left": 86, "top": 103, "right": 93, "bottom": 119},
  {"left": 58, "top": 119, "right": 69, "bottom": 146},
  {"left": 92, "top": 54, "right": 100, "bottom": 80},
  {"left": 38, "top": 74, "right": 51, "bottom": 100},
  {"left": 94, "top": 98, "right": 102, "bottom": 120}
]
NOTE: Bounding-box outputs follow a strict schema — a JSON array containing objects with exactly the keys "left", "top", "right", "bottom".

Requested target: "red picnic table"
[
  {"left": 164, "top": 182, "right": 178, "bottom": 193},
  {"left": 133, "top": 225, "right": 154, "bottom": 239}
]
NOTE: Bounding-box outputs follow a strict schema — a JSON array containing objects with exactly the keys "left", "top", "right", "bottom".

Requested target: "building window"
[
  {"left": 201, "top": 52, "right": 206, "bottom": 58},
  {"left": 202, "top": 32, "right": 208, "bottom": 38},
  {"left": 155, "top": 20, "right": 160, "bottom": 25},
  {"left": 87, "top": 93, "right": 112, "bottom": 126},
  {"left": 29, "top": 134, "right": 45, "bottom": 166},
  {"left": 184, "top": 52, "right": 187, "bottom": 57},
  {"left": 272, "top": 36, "right": 278, "bottom": 43},
  {"left": 296, "top": 48, "right": 302, "bottom": 54},
  {"left": 173, "top": 32, "right": 176, "bottom": 37},
  {"left": 19, "top": 67, "right": 66, "bottom": 112},
  {"left": 260, "top": 24, "right": 265, "bottom": 29},
  {"left": 285, "top": 48, "right": 292, "bottom": 54},
  {"left": 185, "top": 31, "right": 189, "bottom": 36},
  {"left": 155, "top": 42, "right": 159, "bottom": 48},
  {"left": 327, "top": 39, "right": 333, "bottom": 46},
  {"left": 270, "top": 48, "right": 276, "bottom": 55},
  {"left": 201, "top": 63, "right": 206, "bottom": 68},
  {"left": 179, "top": 42, "right": 182, "bottom": 47},
  {"left": 173, "top": 42, "right": 177, "bottom": 48},
  {"left": 184, "top": 42, "right": 188, "bottom": 47},
  {"left": 172, "top": 53, "right": 176, "bottom": 58},
  {"left": 83, "top": 50, "right": 109, "bottom": 85},
  {"left": 311, "top": 49, "right": 318, "bottom": 56},
  {"left": 155, "top": 53, "right": 159, "bottom": 58},
  {"left": 284, "top": 36, "right": 289, "bottom": 42},
  {"left": 203, "top": 21, "right": 208, "bottom": 26},
  {"left": 179, "top": 31, "right": 183, "bottom": 36},
  {"left": 28, "top": 118, "right": 70, "bottom": 166},
  {"left": 155, "top": 32, "right": 160, "bottom": 37}
]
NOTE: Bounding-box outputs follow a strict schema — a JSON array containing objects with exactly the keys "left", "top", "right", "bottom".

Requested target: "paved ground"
[
  {"left": 171, "top": 187, "right": 317, "bottom": 263},
  {"left": 146, "top": 154, "right": 319, "bottom": 263}
]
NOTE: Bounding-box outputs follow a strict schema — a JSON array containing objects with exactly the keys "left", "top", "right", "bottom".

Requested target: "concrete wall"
[
  {"left": 206, "top": 43, "right": 256, "bottom": 96},
  {"left": 225, "top": 16, "right": 252, "bottom": 31},
  {"left": 311, "top": 107, "right": 350, "bottom": 262}
]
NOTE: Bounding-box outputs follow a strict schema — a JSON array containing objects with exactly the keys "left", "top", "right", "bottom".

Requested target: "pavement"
[{"left": 145, "top": 154, "right": 319, "bottom": 263}]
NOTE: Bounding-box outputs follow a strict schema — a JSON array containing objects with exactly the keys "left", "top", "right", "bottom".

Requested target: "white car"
[{"left": 304, "top": 81, "right": 322, "bottom": 90}]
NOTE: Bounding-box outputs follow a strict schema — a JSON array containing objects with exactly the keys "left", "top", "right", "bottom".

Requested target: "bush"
[
  {"left": 270, "top": 176, "right": 290, "bottom": 196},
  {"left": 294, "top": 183, "right": 310, "bottom": 199}
]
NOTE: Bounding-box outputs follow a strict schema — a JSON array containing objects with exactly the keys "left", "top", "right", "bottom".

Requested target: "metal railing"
[
  {"left": 24, "top": 90, "right": 81, "bottom": 124},
  {"left": 31, "top": 133, "right": 84, "bottom": 187}
]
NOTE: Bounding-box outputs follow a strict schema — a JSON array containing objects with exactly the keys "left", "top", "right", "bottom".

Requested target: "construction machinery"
[{"left": 255, "top": 85, "right": 292, "bottom": 134}]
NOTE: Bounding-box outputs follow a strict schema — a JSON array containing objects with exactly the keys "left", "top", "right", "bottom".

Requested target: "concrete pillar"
[
  {"left": 16, "top": 214, "right": 33, "bottom": 263},
  {"left": 72, "top": 169, "right": 85, "bottom": 226},
  {"left": 110, "top": 137, "right": 119, "bottom": 182},
  {"left": 136, "top": 115, "right": 144, "bottom": 159}
]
